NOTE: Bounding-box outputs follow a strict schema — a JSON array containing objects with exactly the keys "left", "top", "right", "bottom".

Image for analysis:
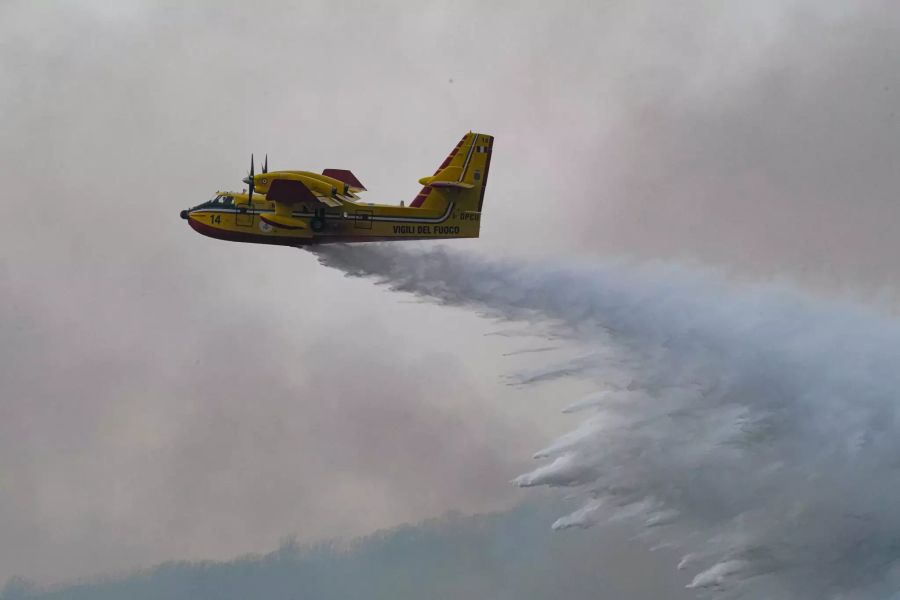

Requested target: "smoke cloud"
[{"left": 314, "top": 243, "right": 900, "bottom": 599}]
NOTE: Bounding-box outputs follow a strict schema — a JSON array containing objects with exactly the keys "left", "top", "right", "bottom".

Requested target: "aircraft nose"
[{"left": 180, "top": 209, "right": 188, "bottom": 220}]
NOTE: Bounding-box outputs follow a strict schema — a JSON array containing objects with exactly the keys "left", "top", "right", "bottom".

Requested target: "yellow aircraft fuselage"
[{"left": 181, "top": 132, "right": 493, "bottom": 246}]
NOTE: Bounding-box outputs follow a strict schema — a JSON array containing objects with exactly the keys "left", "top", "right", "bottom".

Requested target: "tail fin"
[{"left": 410, "top": 132, "right": 493, "bottom": 212}]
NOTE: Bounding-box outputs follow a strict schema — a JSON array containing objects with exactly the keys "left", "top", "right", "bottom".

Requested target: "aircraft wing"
[
  {"left": 317, "top": 196, "right": 343, "bottom": 207},
  {"left": 323, "top": 169, "right": 366, "bottom": 193},
  {"left": 266, "top": 178, "right": 342, "bottom": 208},
  {"left": 267, "top": 179, "right": 318, "bottom": 205}
]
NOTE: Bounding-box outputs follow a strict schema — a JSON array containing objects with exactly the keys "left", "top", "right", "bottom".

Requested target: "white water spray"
[{"left": 312, "top": 244, "right": 900, "bottom": 599}]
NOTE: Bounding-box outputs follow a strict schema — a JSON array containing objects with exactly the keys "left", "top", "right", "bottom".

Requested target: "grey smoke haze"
[
  {"left": 3, "top": 0, "right": 900, "bottom": 596},
  {"left": 314, "top": 243, "right": 900, "bottom": 599},
  {"left": 583, "top": 6, "right": 900, "bottom": 291}
]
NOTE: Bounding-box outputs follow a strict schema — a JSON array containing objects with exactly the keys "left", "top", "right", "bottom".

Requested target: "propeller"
[
  {"left": 263, "top": 154, "right": 268, "bottom": 174},
  {"left": 242, "top": 154, "right": 255, "bottom": 202}
]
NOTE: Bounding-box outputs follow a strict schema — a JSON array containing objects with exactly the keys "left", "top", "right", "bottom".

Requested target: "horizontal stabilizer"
[
  {"left": 417, "top": 176, "right": 474, "bottom": 190},
  {"left": 323, "top": 169, "right": 366, "bottom": 192}
]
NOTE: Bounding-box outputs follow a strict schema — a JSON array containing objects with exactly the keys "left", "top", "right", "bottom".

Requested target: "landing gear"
[{"left": 310, "top": 207, "right": 327, "bottom": 232}]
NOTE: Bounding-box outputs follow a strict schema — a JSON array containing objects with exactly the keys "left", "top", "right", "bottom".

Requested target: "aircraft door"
[
  {"left": 235, "top": 199, "right": 253, "bottom": 227},
  {"left": 354, "top": 210, "right": 373, "bottom": 229}
]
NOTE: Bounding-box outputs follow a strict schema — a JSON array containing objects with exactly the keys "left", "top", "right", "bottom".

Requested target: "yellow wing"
[{"left": 255, "top": 178, "right": 316, "bottom": 233}]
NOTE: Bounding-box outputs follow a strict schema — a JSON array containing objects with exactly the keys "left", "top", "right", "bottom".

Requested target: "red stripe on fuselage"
[{"left": 187, "top": 217, "right": 468, "bottom": 247}]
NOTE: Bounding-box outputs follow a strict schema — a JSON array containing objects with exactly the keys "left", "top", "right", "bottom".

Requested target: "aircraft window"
[
  {"left": 193, "top": 195, "right": 221, "bottom": 210},
  {"left": 223, "top": 196, "right": 234, "bottom": 206}
]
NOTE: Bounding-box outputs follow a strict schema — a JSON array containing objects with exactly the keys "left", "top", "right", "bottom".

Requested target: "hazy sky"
[{"left": 3, "top": 0, "right": 900, "bottom": 593}]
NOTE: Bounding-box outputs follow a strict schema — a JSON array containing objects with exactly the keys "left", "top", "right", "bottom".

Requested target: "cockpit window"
[{"left": 193, "top": 195, "right": 231, "bottom": 210}]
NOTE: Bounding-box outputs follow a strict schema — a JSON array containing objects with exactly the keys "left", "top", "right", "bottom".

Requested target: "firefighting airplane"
[{"left": 180, "top": 132, "right": 493, "bottom": 246}]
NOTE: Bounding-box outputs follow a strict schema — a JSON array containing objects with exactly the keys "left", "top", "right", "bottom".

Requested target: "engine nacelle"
[{"left": 251, "top": 171, "right": 344, "bottom": 198}]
